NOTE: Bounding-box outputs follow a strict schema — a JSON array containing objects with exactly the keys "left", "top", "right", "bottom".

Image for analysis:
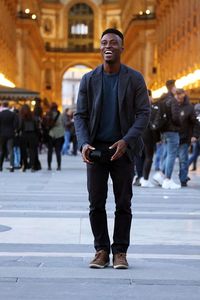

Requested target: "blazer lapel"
[{"left": 118, "top": 65, "right": 129, "bottom": 111}]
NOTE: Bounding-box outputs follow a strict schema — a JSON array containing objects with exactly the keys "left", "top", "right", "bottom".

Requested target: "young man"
[
  {"left": 175, "top": 89, "right": 196, "bottom": 186},
  {"left": 153, "top": 79, "right": 181, "bottom": 189},
  {"left": 74, "top": 28, "right": 150, "bottom": 269}
]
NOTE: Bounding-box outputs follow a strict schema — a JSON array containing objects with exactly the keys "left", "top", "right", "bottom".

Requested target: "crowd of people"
[
  {"left": 0, "top": 80, "right": 200, "bottom": 186},
  {"left": 133, "top": 79, "right": 200, "bottom": 189},
  {"left": 0, "top": 101, "right": 77, "bottom": 172}
]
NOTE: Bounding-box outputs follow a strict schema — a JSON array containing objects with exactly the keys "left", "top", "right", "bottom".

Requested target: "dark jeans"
[
  {"left": 47, "top": 136, "right": 64, "bottom": 168},
  {"left": 87, "top": 152, "right": 134, "bottom": 255},
  {"left": 142, "top": 132, "right": 156, "bottom": 180},
  {"left": 133, "top": 152, "right": 144, "bottom": 178},
  {"left": 161, "top": 132, "right": 180, "bottom": 179},
  {"left": 0, "top": 136, "right": 14, "bottom": 168},
  {"left": 189, "top": 140, "right": 200, "bottom": 168},
  {"left": 20, "top": 133, "right": 38, "bottom": 169},
  {"left": 178, "top": 143, "right": 189, "bottom": 183}
]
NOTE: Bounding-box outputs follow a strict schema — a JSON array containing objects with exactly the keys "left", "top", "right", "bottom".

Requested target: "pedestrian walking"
[
  {"left": 19, "top": 104, "right": 40, "bottom": 172},
  {"left": 0, "top": 101, "right": 19, "bottom": 172},
  {"left": 152, "top": 80, "right": 181, "bottom": 189},
  {"left": 175, "top": 89, "right": 196, "bottom": 186},
  {"left": 74, "top": 28, "right": 150, "bottom": 269},
  {"left": 43, "top": 102, "right": 65, "bottom": 171}
]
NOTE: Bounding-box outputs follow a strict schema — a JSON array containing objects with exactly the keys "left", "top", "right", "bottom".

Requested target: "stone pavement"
[{"left": 0, "top": 154, "right": 200, "bottom": 300}]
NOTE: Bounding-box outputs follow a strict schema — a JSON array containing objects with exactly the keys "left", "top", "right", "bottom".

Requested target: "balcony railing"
[{"left": 45, "top": 45, "right": 99, "bottom": 53}]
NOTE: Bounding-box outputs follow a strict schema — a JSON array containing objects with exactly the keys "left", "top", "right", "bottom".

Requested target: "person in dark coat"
[
  {"left": 188, "top": 103, "right": 200, "bottom": 171},
  {"left": 153, "top": 80, "right": 181, "bottom": 189},
  {"left": 19, "top": 104, "right": 40, "bottom": 172},
  {"left": 74, "top": 28, "right": 150, "bottom": 269},
  {"left": 0, "top": 101, "right": 18, "bottom": 172},
  {"left": 175, "top": 89, "right": 196, "bottom": 186}
]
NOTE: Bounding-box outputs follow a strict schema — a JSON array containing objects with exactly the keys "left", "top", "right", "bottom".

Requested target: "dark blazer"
[
  {"left": 0, "top": 109, "right": 19, "bottom": 138},
  {"left": 74, "top": 64, "right": 150, "bottom": 161}
]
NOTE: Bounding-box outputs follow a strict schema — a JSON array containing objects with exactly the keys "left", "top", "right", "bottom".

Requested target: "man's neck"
[{"left": 103, "top": 62, "right": 121, "bottom": 74}]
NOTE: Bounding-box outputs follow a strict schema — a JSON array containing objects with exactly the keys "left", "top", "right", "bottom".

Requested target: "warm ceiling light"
[
  {"left": 31, "top": 100, "right": 36, "bottom": 106},
  {"left": 25, "top": 8, "right": 30, "bottom": 14},
  {"left": 152, "top": 86, "right": 167, "bottom": 99},
  {"left": 146, "top": 9, "right": 151, "bottom": 15},
  {"left": 31, "top": 14, "right": 37, "bottom": 20},
  {"left": 139, "top": 11, "right": 143, "bottom": 15},
  {"left": 0, "top": 73, "right": 15, "bottom": 88},
  {"left": 152, "top": 69, "right": 200, "bottom": 98}
]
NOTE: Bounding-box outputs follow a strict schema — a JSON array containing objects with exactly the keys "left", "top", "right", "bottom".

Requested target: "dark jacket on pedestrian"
[
  {"left": 193, "top": 104, "right": 200, "bottom": 139},
  {"left": 0, "top": 109, "right": 19, "bottom": 138},
  {"left": 160, "top": 92, "right": 181, "bottom": 132},
  {"left": 178, "top": 96, "right": 196, "bottom": 144}
]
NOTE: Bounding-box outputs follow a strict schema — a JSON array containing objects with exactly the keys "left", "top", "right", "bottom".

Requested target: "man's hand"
[
  {"left": 109, "top": 139, "right": 127, "bottom": 161},
  {"left": 82, "top": 144, "right": 95, "bottom": 164}
]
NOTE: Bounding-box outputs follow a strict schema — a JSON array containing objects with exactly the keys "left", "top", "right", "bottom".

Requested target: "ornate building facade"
[{"left": 0, "top": 0, "right": 200, "bottom": 107}]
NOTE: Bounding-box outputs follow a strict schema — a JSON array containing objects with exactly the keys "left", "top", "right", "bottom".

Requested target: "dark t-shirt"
[{"left": 96, "top": 72, "right": 122, "bottom": 142}]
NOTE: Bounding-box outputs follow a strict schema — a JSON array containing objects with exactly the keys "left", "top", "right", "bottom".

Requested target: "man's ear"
[{"left": 121, "top": 46, "right": 124, "bottom": 53}]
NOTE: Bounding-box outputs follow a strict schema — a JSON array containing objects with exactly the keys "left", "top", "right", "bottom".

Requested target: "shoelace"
[
  {"left": 94, "top": 251, "right": 107, "bottom": 262},
  {"left": 115, "top": 253, "right": 127, "bottom": 263}
]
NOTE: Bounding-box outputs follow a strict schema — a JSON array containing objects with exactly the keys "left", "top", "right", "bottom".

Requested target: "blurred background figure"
[
  {"left": 152, "top": 79, "right": 181, "bottom": 189},
  {"left": 19, "top": 104, "right": 40, "bottom": 172},
  {"left": 188, "top": 103, "right": 200, "bottom": 171},
  {"left": 0, "top": 100, "right": 19, "bottom": 172},
  {"left": 175, "top": 89, "right": 196, "bottom": 186},
  {"left": 152, "top": 80, "right": 177, "bottom": 180},
  {"left": 140, "top": 89, "right": 160, "bottom": 187},
  {"left": 43, "top": 102, "right": 64, "bottom": 171},
  {"left": 61, "top": 108, "right": 71, "bottom": 155},
  {"left": 69, "top": 110, "right": 78, "bottom": 156}
]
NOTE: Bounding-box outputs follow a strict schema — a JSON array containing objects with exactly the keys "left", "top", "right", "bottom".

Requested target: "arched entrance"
[{"left": 61, "top": 64, "right": 92, "bottom": 109}]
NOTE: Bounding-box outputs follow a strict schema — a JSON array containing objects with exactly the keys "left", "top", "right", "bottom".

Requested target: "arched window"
[
  {"left": 62, "top": 65, "right": 92, "bottom": 108},
  {"left": 68, "top": 3, "right": 94, "bottom": 51}
]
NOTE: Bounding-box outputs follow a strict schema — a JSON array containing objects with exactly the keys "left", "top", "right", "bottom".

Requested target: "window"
[
  {"left": 68, "top": 3, "right": 94, "bottom": 51},
  {"left": 71, "top": 24, "right": 88, "bottom": 35}
]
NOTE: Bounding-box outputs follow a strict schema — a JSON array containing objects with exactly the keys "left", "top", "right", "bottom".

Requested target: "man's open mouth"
[{"left": 104, "top": 50, "right": 113, "bottom": 55}]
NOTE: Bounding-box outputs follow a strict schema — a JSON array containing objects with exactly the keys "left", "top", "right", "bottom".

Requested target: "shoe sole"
[
  {"left": 153, "top": 179, "right": 163, "bottom": 186},
  {"left": 89, "top": 262, "right": 109, "bottom": 269},
  {"left": 113, "top": 264, "right": 128, "bottom": 269}
]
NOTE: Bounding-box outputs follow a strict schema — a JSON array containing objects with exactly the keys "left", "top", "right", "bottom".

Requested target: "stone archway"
[{"left": 61, "top": 64, "right": 92, "bottom": 109}]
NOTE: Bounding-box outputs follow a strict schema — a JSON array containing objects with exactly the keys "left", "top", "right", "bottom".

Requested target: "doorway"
[{"left": 62, "top": 65, "right": 92, "bottom": 109}]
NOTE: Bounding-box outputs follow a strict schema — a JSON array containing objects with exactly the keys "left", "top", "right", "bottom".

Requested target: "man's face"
[
  {"left": 100, "top": 33, "right": 124, "bottom": 64},
  {"left": 176, "top": 91, "right": 185, "bottom": 103},
  {"left": 167, "top": 85, "right": 176, "bottom": 94}
]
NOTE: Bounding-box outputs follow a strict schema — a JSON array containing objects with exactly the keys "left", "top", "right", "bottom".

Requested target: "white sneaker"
[
  {"left": 132, "top": 175, "right": 137, "bottom": 185},
  {"left": 153, "top": 171, "right": 164, "bottom": 186},
  {"left": 108, "top": 178, "right": 113, "bottom": 185},
  {"left": 140, "top": 178, "right": 155, "bottom": 188},
  {"left": 162, "top": 178, "right": 181, "bottom": 189}
]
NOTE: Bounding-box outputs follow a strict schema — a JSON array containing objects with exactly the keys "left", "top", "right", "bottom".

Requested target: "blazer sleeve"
[
  {"left": 74, "top": 74, "right": 91, "bottom": 150},
  {"left": 123, "top": 74, "right": 151, "bottom": 149}
]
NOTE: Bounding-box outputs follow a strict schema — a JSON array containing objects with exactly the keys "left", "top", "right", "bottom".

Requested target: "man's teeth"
[{"left": 105, "top": 51, "right": 112, "bottom": 54}]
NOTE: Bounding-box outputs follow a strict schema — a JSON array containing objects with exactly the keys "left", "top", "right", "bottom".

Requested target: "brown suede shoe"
[
  {"left": 89, "top": 250, "right": 110, "bottom": 269},
  {"left": 113, "top": 253, "right": 128, "bottom": 269}
]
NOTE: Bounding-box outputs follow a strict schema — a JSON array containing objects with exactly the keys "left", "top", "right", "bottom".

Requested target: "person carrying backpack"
[
  {"left": 43, "top": 103, "right": 65, "bottom": 171},
  {"left": 152, "top": 80, "right": 181, "bottom": 189}
]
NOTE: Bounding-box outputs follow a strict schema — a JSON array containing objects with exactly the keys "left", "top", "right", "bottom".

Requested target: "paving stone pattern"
[{"left": 0, "top": 155, "right": 200, "bottom": 299}]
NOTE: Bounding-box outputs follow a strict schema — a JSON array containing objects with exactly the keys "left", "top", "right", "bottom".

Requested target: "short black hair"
[
  {"left": 101, "top": 28, "right": 124, "bottom": 43},
  {"left": 2, "top": 100, "right": 9, "bottom": 107},
  {"left": 166, "top": 79, "right": 176, "bottom": 87}
]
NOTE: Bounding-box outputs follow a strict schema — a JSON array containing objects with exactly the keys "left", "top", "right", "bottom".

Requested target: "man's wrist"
[{"left": 81, "top": 143, "right": 89, "bottom": 151}]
